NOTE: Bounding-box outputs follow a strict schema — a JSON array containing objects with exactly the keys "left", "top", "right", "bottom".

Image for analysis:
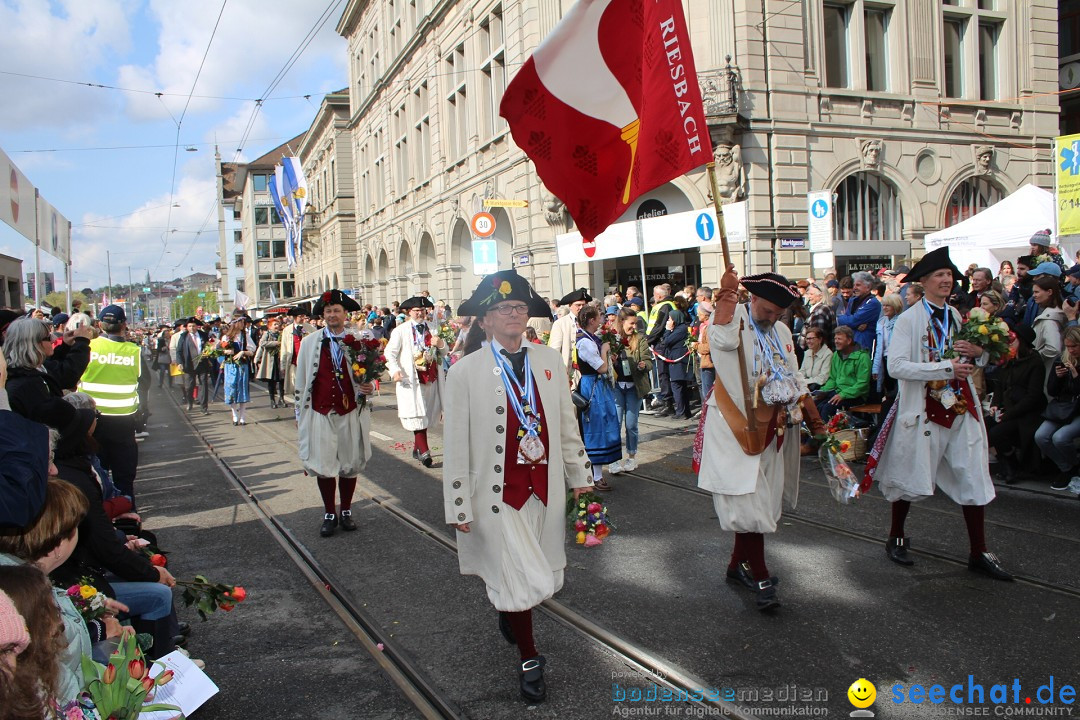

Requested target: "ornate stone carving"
[
  {"left": 711, "top": 142, "right": 746, "bottom": 203},
  {"left": 859, "top": 138, "right": 882, "bottom": 170},
  {"left": 973, "top": 145, "right": 994, "bottom": 175},
  {"left": 543, "top": 193, "right": 573, "bottom": 232}
]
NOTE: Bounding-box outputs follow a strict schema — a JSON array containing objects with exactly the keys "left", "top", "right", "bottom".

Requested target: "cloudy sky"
[{"left": 0, "top": 0, "right": 348, "bottom": 294}]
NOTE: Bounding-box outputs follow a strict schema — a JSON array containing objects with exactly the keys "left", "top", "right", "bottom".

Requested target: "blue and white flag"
[
  {"left": 270, "top": 165, "right": 297, "bottom": 267},
  {"left": 282, "top": 157, "right": 308, "bottom": 259}
]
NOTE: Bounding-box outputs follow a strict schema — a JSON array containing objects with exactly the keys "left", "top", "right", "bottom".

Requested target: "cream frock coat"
[
  {"left": 281, "top": 321, "right": 316, "bottom": 398},
  {"left": 697, "top": 304, "right": 807, "bottom": 533},
  {"left": 294, "top": 329, "right": 372, "bottom": 478},
  {"left": 385, "top": 320, "right": 443, "bottom": 431},
  {"left": 874, "top": 302, "right": 995, "bottom": 505},
  {"left": 547, "top": 313, "right": 578, "bottom": 382},
  {"left": 443, "top": 342, "right": 592, "bottom": 611}
]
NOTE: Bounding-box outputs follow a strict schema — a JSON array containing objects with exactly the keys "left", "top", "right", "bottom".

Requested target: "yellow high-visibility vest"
[
  {"left": 645, "top": 300, "right": 675, "bottom": 335},
  {"left": 78, "top": 338, "right": 142, "bottom": 416}
]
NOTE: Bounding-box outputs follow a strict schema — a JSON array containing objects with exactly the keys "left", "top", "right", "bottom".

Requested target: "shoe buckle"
[
  {"left": 341, "top": 510, "right": 352, "bottom": 517},
  {"left": 324, "top": 513, "right": 336, "bottom": 520},
  {"left": 756, "top": 579, "right": 773, "bottom": 591},
  {"left": 521, "top": 659, "right": 541, "bottom": 672}
]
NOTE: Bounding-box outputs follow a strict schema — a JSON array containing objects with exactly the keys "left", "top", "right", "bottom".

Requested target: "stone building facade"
[
  {"left": 332, "top": 0, "right": 1059, "bottom": 308},
  {"left": 294, "top": 91, "right": 360, "bottom": 296}
]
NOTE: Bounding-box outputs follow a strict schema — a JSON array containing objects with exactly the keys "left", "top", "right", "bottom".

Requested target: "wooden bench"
[{"left": 849, "top": 403, "right": 883, "bottom": 415}]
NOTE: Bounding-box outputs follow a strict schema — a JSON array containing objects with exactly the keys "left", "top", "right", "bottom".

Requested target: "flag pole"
[{"left": 706, "top": 162, "right": 731, "bottom": 269}]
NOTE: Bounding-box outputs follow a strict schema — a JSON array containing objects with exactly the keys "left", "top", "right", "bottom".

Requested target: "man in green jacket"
[{"left": 813, "top": 325, "right": 871, "bottom": 420}]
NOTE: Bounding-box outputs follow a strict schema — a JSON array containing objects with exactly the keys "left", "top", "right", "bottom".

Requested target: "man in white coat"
[
  {"left": 385, "top": 296, "right": 445, "bottom": 467},
  {"left": 697, "top": 268, "right": 826, "bottom": 611},
  {"left": 444, "top": 269, "right": 592, "bottom": 705},
  {"left": 546, "top": 288, "right": 591, "bottom": 383},
  {"left": 294, "top": 290, "right": 375, "bottom": 538},
  {"left": 867, "top": 247, "right": 1012, "bottom": 581},
  {"left": 281, "top": 302, "right": 315, "bottom": 402}
]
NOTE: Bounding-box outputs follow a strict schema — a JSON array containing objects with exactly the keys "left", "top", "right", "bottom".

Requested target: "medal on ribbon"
[{"left": 491, "top": 345, "right": 547, "bottom": 465}]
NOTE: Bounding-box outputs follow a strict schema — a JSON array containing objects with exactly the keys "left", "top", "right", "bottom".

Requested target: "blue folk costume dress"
[
  {"left": 222, "top": 338, "right": 252, "bottom": 404},
  {"left": 575, "top": 328, "right": 623, "bottom": 466}
]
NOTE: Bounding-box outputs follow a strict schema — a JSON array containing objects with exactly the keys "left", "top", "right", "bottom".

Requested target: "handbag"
[
  {"left": 1042, "top": 397, "right": 1078, "bottom": 422},
  {"left": 571, "top": 387, "right": 591, "bottom": 413}
]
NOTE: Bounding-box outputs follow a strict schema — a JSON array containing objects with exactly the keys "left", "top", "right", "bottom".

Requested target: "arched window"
[
  {"left": 833, "top": 172, "right": 903, "bottom": 243},
  {"left": 944, "top": 177, "right": 1004, "bottom": 227}
]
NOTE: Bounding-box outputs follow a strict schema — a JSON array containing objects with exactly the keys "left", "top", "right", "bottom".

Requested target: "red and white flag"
[{"left": 500, "top": 0, "right": 712, "bottom": 256}]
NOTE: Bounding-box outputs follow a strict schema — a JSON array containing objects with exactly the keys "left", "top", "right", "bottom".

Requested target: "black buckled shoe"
[
  {"left": 172, "top": 634, "right": 187, "bottom": 648},
  {"left": 339, "top": 510, "right": 357, "bottom": 532},
  {"left": 320, "top": 513, "right": 337, "bottom": 537},
  {"left": 886, "top": 537, "right": 914, "bottom": 566},
  {"left": 968, "top": 551, "right": 1014, "bottom": 581},
  {"left": 498, "top": 613, "right": 515, "bottom": 645},
  {"left": 755, "top": 579, "right": 780, "bottom": 612},
  {"left": 419, "top": 452, "right": 433, "bottom": 468},
  {"left": 519, "top": 655, "right": 546, "bottom": 704},
  {"left": 725, "top": 562, "right": 780, "bottom": 591},
  {"left": 412, "top": 448, "right": 420, "bottom": 459},
  {"left": 177, "top": 622, "right": 191, "bottom": 637}
]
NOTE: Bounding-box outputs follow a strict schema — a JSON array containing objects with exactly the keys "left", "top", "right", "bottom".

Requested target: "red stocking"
[
  {"left": 316, "top": 477, "right": 336, "bottom": 515},
  {"left": 504, "top": 610, "right": 537, "bottom": 660},
  {"left": 962, "top": 505, "right": 987, "bottom": 556},
  {"left": 413, "top": 430, "right": 430, "bottom": 455},
  {"left": 728, "top": 533, "right": 747, "bottom": 572},
  {"left": 890, "top": 500, "right": 911, "bottom": 539},
  {"left": 338, "top": 477, "right": 357, "bottom": 512},
  {"left": 741, "top": 532, "right": 770, "bottom": 582}
]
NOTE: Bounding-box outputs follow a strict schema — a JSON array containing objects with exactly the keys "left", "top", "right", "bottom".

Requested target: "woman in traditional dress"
[
  {"left": 221, "top": 318, "right": 254, "bottom": 426},
  {"left": 574, "top": 305, "right": 621, "bottom": 490},
  {"left": 254, "top": 315, "right": 285, "bottom": 408}
]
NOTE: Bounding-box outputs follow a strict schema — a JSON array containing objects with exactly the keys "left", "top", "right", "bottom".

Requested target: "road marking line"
[{"left": 371, "top": 431, "right": 393, "bottom": 441}]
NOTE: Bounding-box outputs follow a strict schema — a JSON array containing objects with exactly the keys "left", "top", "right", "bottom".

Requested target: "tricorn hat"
[
  {"left": 313, "top": 290, "right": 361, "bottom": 316},
  {"left": 287, "top": 301, "right": 313, "bottom": 318},
  {"left": 458, "top": 269, "right": 550, "bottom": 318},
  {"left": 559, "top": 288, "right": 593, "bottom": 306},
  {"left": 904, "top": 247, "right": 962, "bottom": 283},
  {"left": 740, "top": 272, "right": 801, "bottom": 309},
  {"left": 400, "top": 296, "right": 435, "bottom": 311},
  {"left": 186, "top": 316, "right": 206, "bottom": 327}
]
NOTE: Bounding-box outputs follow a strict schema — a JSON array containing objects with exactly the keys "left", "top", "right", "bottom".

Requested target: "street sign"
[
  {"left": 515, "top": 253, "right": 530, "bottom": 267},
  {"left": 780, "top": 238, "right": 806, "bottom": 250},
  {"left": 694, "top": 212, "right": 715, "bottom": 242},
  {"left": 471, "top": 212, "right": 496, "bottom": 238},
  {"left": 807, "top": 191, "right": 833, "bottom": 253},
  {"left": 197, "top": 292, "right": 206, "bottom": 298},
  {"left": 472, "top": 239, "right": 499, "bottom": 275},
  {"left": 142, "top": 287, "right": 151, "bottom": 293},
  {"left": 483, "top": 198, "right": 529, "bottom": 208}
]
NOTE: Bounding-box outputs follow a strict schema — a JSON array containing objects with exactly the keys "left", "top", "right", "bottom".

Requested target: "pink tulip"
[{"left": 584, "top": 534, "right": 602, "bottom": 547}]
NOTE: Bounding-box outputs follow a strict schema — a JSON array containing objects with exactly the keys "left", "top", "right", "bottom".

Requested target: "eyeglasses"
[{"left": 491, "top": 303, "right": 530, "bottom": 316}]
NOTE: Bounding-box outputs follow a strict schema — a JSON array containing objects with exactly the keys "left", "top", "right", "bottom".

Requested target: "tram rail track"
[
  {"left": 173, "top": 397, "right": 754, "bottom": 719},
  {"left": 618, "top": 469, "right": 1080, "bottom": 600}
]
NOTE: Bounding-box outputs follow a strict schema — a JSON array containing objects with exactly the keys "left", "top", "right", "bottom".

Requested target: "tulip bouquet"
[
  {"left": 567, "top": 491, "right": 614, "bottom": 547},
  {"left": 176, "top": 575, "right": 247, "bottom": 621},
  {"left": 944, "top": 307, "right": 1011, "bottom": 364},
  {"left": 80, "top": 633, "right": 180, "bottom": 719},
  {"left": 817, "top": 437, "right": 860, "bottom": 505}
]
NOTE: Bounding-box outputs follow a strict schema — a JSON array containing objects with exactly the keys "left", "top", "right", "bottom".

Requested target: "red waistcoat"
[
  {"left": 311, "top": 342, "right": 354, "bottom": 416},
  {"left": 502, "top": 387, "right": 550, "bottom": 510}
]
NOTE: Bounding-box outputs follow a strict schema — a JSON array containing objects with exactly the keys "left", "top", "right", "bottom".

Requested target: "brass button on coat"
[
  {"left": 495, "top": 465, "right": 502, "bottom": 473},
  {"left": 496, "top": 445, "right": 503, "bottom": 454},
  {"left": 491, "top": 505, "right": 500, "bottom": 513},
  {"left": 457, "top": 513, "right": 466, "bottom": 521},
  {"left": 496, "top": 406, "right": 505, "bottom": 415},
  {"left": 493, "top": 485, "right": 501, "bottom": 492},
  {"left": 454, "top": 498, "right": 463, "bottom": 506},
  {"left": 452, "top": 480, "right": 461, "bottom": 489},
  {"left": 496, "top": 425, "right": 505, "bottom": 433}
]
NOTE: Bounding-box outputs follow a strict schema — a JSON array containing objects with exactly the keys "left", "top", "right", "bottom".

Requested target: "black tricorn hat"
[
  {"left": 741, "top": 272, "right": 801, "bottom": 309},
  {"left": 186, "top": 316, "right": 206, "bottom": 327},
  {"left": 313, "top": 290, "right": 361, "bottom": 316},
  {"left": 905, "top": 247, "right": 962, "bottom": 283},
  {"left": 400, "top": 296, "right": 435, "bottom": 311},
  {"left": 458, "top": 269, "right": 550, "bottom": 318},
  {"left": 287, "top": 301, "right": 313, "bottom": 318},
  {"left": 559, "top": 288, "right": 592, "bottom": 306}
]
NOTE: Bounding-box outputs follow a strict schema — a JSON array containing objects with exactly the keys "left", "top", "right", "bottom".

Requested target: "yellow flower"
[
  {"left": 79, "top": 585, "right": 97, "bottom": 599},
  {"left": 990, "top": 334, "right": 999, "bottom": 342},
  {"left": 498, "top": 281, "right": 512, "bottom": 295},
  {"left": 978, "top": 325, "right": 989, "bottom": 335},
  {"left": 357, "top": 367, "right": 366, "bottom": 376},
  {"left": 352, "top": 363, "right": 360, "bottom": 372},
  {"left": 838, "top": 441, "right": 852, "bottom": 453}
]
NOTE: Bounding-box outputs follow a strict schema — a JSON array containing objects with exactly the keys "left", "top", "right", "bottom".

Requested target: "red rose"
[
  {"left": 149, "top": 553, "right": 167, "bottom": 567},
  {"left": 225, "top": 585, "right": 247, "bottom": 602},
  {"left": 322, "top": 291, "right": 332, "bottom": 302},
  {"left": 220, "top": 602, "right": 235, "bottom": 612},
  {"left": 344, "top": 334, "right": 355, "bottom": 343}
]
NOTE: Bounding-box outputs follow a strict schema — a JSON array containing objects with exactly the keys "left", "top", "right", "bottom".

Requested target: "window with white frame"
[
  {"left": 359, "top": 141, "right": 371, "bottom": 213},
  {"left": 393, "top": 102, "right": 409, "bottom": 195},
  {"left": 445, "top": 43, "right": 468, "bottom": 160},
  {"left": 942, "top": 0, "right": 1004, "bottom": 101},
  {"left": 412, "top": 82, "right": 431, "bottom": 183},
  {"left": 822, "top": 1, "right": 896, "bottom": 92},
  {"left": 389, "top": 0, "right": 401, "bottom": 58},
  {"left": 833, "top": 172, "right": 903, "bottom": 243},
  {"left": 374, "top": 128, "right": 385, "bottom": 208},
  {"left": 480, "top": 7, "right": 507, "bottom": 139},
  {"left": 368, "top": 26, "right": 380, "bottom": 84},
  {"left": 944, "top": 177, "right": 1003, "bottom": 227}
]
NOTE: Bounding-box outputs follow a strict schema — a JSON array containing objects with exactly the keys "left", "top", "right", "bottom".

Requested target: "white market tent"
[{"left": 924, "top": 184, "right": 1078, "bottom": 272}]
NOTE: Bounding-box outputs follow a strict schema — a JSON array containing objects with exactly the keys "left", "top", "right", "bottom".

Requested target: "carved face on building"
[
  {"left": 977, "top": 149, "right": 992, "bottom": 172},
  {"left": 861, "top": 140, "right": 881, "bottom": 166},
  {"left": 714, "top": 145, "right": 735, "bottom": 166}
]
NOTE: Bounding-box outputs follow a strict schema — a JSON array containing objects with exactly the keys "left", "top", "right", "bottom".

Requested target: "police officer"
[{"left": 78, "top": 305, "right": 150, "bottom": 506}]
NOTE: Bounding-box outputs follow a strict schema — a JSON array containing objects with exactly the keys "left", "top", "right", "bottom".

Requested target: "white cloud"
[
  {"left": 118, "top": 0, "right": 346, "bottom": 124},
  {"left": 0, "top": 0, "right": 134, "bottom": 131}
]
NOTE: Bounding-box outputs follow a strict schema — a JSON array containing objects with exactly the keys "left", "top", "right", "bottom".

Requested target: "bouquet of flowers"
[
  {"left": 66, "top": 580, "right": 108, "bottom": 624},
  {"left": 80, "top": 633, "right": 180, "bottom": 719},
  {"left": 437, "top": 323, "right": 457, "bottom": 351},
  {"left": 944, "top": 307, "right": 1011, "bottom": 364},
  {"left": 199, "top": 344, "right": 223, "bottom": 361},
  {"left": 817, "top": 437, "right": 860, "bottom": 504},
  {"left": 599, "top": 330, "right": 622, "bottom": 353},
  {"left": 567, "top": 491, "right": 613, "bottom": 547},
  {"left": 341, "top": 335, "right": 388, "bottom": 381},
  {"left": 540, "top": 331, "right": 551, "bottom": 345},
  {"left": 177, "top": 575, "right": 247, "bottom": 620}
]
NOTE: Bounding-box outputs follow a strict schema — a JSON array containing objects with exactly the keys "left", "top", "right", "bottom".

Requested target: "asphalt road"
[{"left": 140, "top": 377, "right": 1080, "bottom": 719}]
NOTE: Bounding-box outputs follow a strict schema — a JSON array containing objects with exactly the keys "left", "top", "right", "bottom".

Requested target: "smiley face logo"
[{"left": 848, "top": 678, "right": 876, "bottom": 709}]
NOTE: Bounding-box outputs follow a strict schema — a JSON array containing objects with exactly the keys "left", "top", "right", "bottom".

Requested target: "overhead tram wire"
[
  {"left": 11, "top": 137, "right": 291, "bottom": 154},
  {"left": 231, "top": 0, "right": 345, "bottom": 161},
  {"left": 0, "top": 69, "right": 318, "bottom": 102},
  {"left": 157, "top": 0, "right": 230, "bottom": 277}
]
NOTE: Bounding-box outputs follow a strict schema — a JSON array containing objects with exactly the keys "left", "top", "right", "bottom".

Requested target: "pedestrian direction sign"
[
  {"left": 695, "top": 212, "right": 715, "bottom": 242},
  {"left": 807, "top": 191, "right": 833, "bottom": 254},
  {"left": 472, "top": 239, "right": 499, "bottom": 275}
]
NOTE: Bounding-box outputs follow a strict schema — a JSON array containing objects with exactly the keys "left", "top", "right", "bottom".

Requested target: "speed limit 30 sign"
[{"left": 471, "top": 211, "right": 496, "bottom": 238}]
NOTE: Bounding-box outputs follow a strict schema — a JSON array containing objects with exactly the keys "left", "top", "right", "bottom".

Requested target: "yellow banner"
[{"left": 1056, "top": 133, "right": 1080, "bottom": 236}]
